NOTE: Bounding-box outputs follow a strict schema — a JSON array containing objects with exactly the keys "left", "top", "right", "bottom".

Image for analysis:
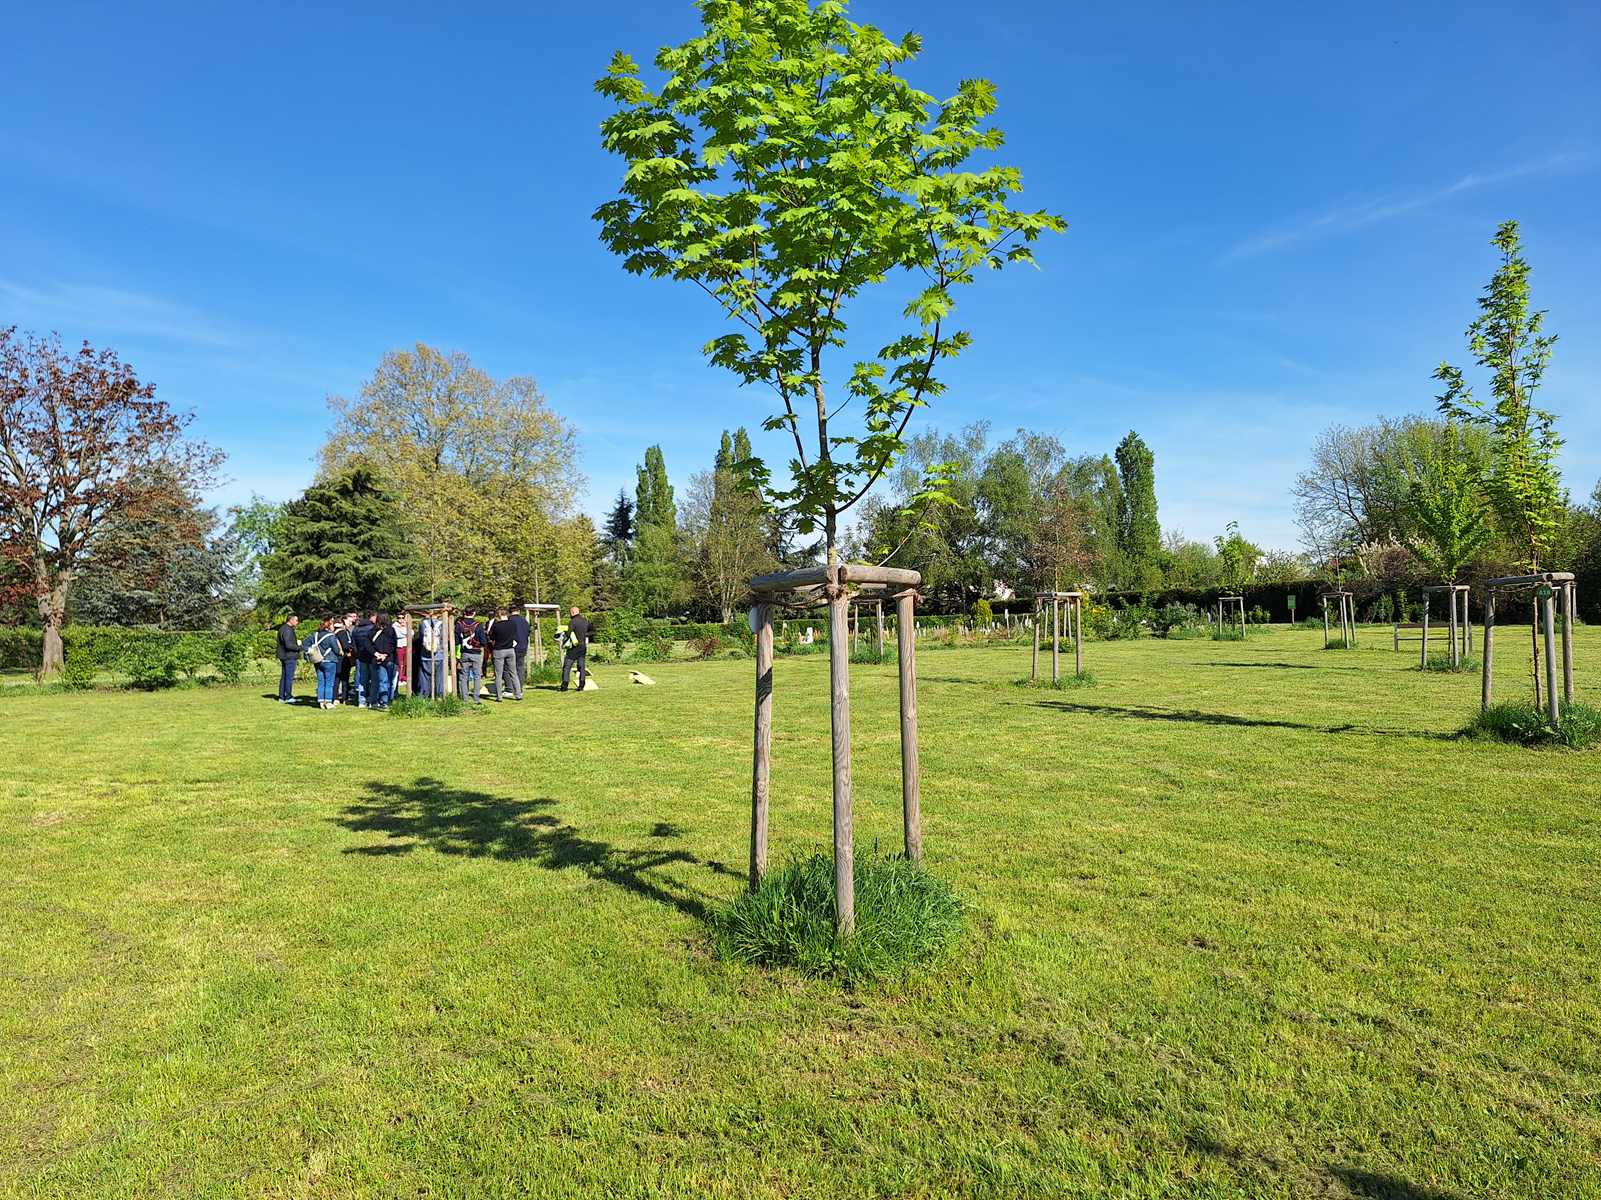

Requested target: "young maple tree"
[
  {"left": 0, "top": 327, "right": 221, "bottom": 676},
  {"left": 593, "top": 0, "right": 1065, "bottom": 568}
]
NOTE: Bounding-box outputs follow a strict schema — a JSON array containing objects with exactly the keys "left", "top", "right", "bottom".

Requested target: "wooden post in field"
[
  {"left": 827, "top": 580, "right": 855, "bottom": 935},
  {"left": 1447, "top": 589, "right": 1458, "bottom": 669},
  {"left": 1031, "top": 609, "right": 1040, "bottom": 680},
  {"left": 1562, "top": 582, "right": 1575, "bottom": 704},
  {"left": 1051, "top": 595, "right": 1061, "bottom": 685},
  {"left": 1542, "top": 588, "right": 1561, "bottom": 726},
  {"left": 750, "top": 603, "right": 773, "bottom": 891},
  {"left": 875, "top": 600, "right": 885, "bottom": 661},
  {"left": 1481, "top": 592, "right": 1496, "bottom": 709},
  {"left": 1073, "top": 594, "right": 1083, "bottom": 676},
  {"left": 1421, "top": 594, "right": 1431, "bottom": 667},
  {"left": 895, "top": 589, "right": 922, "bottom": 863}
]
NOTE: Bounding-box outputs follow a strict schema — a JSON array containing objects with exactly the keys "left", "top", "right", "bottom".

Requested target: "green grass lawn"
[{"left": 3, "top": 627, "right": 1598, "bottom": 1198}]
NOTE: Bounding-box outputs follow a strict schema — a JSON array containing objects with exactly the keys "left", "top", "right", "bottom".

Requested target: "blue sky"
[{"left": 3, "top": 1, "right": 1597, "bottom": 550}]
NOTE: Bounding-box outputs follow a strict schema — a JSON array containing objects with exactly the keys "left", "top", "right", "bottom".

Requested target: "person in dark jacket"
[
  {"left": 486, "top": 607, "right": 522, "bottom": 701},
  {"left": 333, "top": 612, "right": 357, "bottom": 705},
  {"left": 275, "top": 615, "right": 301, "bottom": 703},
  {"left": 456, "top": 609, "right": 486, "bottom": 702},
  {"left": 352, "top": 613, "right": 377, "bottom": 708},
  {"left": 560, "top": 607, "right": 592, "bottom": 693},
  {"left": 510, "top": 607, "right": 531, "bottom": 692},
  {"left": 371, "top": 612, "right": 399, "bottom": 709}
]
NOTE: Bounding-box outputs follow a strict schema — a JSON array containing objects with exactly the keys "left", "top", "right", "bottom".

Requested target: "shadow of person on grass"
[{"left": 333, "top": 777, "right": 721, "bottom": 923}]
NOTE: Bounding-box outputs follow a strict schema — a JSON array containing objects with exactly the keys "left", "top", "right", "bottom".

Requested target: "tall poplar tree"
[{"left": 1114, "top": 431, "right": 1161, "bottom": 591}]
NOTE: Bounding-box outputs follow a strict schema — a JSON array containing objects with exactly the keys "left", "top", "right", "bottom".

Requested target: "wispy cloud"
[
  {"left": 0, "top": 279, "right": 242, "bottom": 347},
  {"left": 1221, "top": 150, "right": 1594, "bottom": 262}
]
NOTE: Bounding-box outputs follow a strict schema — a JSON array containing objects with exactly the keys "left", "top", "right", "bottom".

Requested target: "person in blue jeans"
[
  {"left": 311, "top": 618, "right": 342, "bottom": 709},
  {"left": 417, "top": 612, "right": 446, "bottom": 699},
  {"left": 456, "top": 609, "right": 485, "bottom": 702},
  {"left": 274, "top": 615, "right": 301, "bottom": 703},
  {"left": 370, "top": 612, "right": 399, "bottom": 708}
]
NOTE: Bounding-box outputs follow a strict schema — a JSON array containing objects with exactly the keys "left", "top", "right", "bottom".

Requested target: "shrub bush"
[
  {"left": 0, "top": 628, "right": 43, "bottom": 671},
  {"left": 714, "top": 851, "right": 965, "bottom": 986},
  {"left": 692, "top": 635, "right": 724, "bottom": 660},
  {"left": 970, "top": 598, "right": 993, "bottom": 628},
  {"left": 1463, "top": 700, "right": 1601, "bottom": 750}
]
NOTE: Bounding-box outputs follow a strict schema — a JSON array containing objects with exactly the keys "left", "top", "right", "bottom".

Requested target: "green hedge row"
[{"left": 58, "top": 626, "right": 274, "bottom": 689}]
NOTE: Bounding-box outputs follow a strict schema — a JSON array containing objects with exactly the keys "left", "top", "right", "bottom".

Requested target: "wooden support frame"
[
  {"left": 1032, "top": 591, "right": 1083, "bottom": 683},
  {"left": 1481, "top": 572, "right": 1577, "bottom": 718},
  {"left": 523, "top": 602, "right": 561, "bottom": 667},
  {"left": 401, "top": 603, "right": 458, "bottom": 699},
  {"left": 1216, "top": 595, "right": 1247, "bottom": 640},
  {"left": 1319, "top": 591, "right": 1355, "bottom": 648},
  {"left": 1420, "top": 585, "right": 1471, "bottom": 669},
  {"left": 747, "top": 564, "right": 925, "bottom": 935}
]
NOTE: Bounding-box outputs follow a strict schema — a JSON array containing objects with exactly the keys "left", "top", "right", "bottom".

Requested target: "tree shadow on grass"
[
  {"left": 333, "top": 777, "right": 723, "bottom": 923},
  {"left": 1204, "top": 660, "right": 1363, "bottom": 671},
  {"left": 1021, "top": 699, "right": 1446, "bottom": 740}
]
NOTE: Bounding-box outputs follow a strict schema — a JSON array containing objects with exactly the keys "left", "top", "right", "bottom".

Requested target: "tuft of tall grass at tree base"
[
  {"left": 1462, "top": 700, "right": 1601, "bottom": 749},
  {"left": 714, "top": 851, "right": 966, "bottom": 986},
  {"left": 387, "top": 694, "right": 475, "bottom": 719}
]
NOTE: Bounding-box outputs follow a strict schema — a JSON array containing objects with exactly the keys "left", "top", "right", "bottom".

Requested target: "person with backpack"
[
  {"left": 275, "top": 614, "right": 301, "bottom": 703},
  {"left": 417, "top": 610, "right": 446, "bottom": 699},
  {"left": 456, "top": 608, "right": 486, "bottom": 702},
  {"left": 486, "top": 607, "right": 522, "bottom": 701},
  {"left": 510, "top": 605, "right": 531, "bottom": 693},
  {"left": 560, "top": 606, "right": 592, "bottom": 693},
  {"left": 304, "top": 617, "right": 343, "bottom": 710}
]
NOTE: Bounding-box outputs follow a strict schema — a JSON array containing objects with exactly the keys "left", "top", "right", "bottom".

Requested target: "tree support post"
[
  {"left": 1322, "top": 597, "right": 1331, "bottom": 648},
  {"left": 1073, "top": 595, "right": 1083, "bottom": 677},
  {"left": 1447, "top": 590, "right": 1458, "bottom": 669},
  {"left": 1481, "top": 593, "right": 1496, "bottom": 710},
  {"left": 875, "top": 600, "right": 885, "bottom": 662},
  {"left": 749, "top": 602, "right": 773, "bottom": 891},
  {"left": 1563, "top": 582, "right": 1576, "bottom": 704},
  {"left": 827, "top": 580, "right": 855, "bottom": 935},
  {"left": 1031, "top": 610, "right": 1040, "bottom": 681},
  {"left": 1051, "top": 595, "right": 1061, "bottom": 685},
  {"left": 1421, "top": 595, "right": 1431, "bottom": 667},
  {"left": 895, "top": 589, "right": 922, "bottom": 863},
  {"left": 1542, "top": 588, "right": 1561, "bottom": 727}
]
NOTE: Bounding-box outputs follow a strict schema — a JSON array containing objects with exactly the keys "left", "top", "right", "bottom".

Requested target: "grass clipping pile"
[{"left": 716, "top": 852, "right": 965, "bottom": 987}]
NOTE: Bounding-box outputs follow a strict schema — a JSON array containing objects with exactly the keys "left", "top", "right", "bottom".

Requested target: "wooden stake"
[
  {"left": 1447, "top": 590, "right": 1458, "bottom": 669},
  {"left": 750, "top": 603, "right": 773, "bottom": 891},
  {"left": 1562, "top": 583, "right": 1575, "bottom": 704},
  {"left": 1481, "top": 593, "right": 1495, "bottom": 709},
  {"left": 1323, "top": 598, "right": 1330, "bottom": 647},
  {"left": 1074, "top": 597, "right": 1083, "bottom": 676},
  {"left": 1421, "top": 594, "right": 1431, "bottom": 667},
  {"left": 827, "top": 584, "right": 855, "bottom": 936},
  {"left": 895, "top": 590, "right": 922, "bottom": 864},
  {"left": 1051, "top": 596, "right": 1060, "bottom": 685},
  {"left": 875, "top": 600, "right": 885, "bottom": 661},
  {"left": 1543, "top": 591, "right": 1561, "bottom": 726},
  {"left": 1531, "top": 608, "right": 1542, "bottom": 708},
  {"left": 1031, "top": 611, "right": 1039, "bottom": 681}
]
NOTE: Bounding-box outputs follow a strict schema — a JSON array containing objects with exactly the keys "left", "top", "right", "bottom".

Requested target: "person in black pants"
[
  {"left": 275, "top": 615, "right": 301, "bottom": 703},
  {"left": 371, "top": 613, "right": 399, "bottom": 708},
  {"left": 333, "top": 612, "right": 356, "bottom": 705},
  {"left": 560, "top": 607, "right": 591, "bottom": 693}
]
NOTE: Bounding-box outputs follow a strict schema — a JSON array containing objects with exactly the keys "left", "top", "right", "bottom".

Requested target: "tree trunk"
[{"left": 35, "top": 564, "right": 68, "bottom": 678}]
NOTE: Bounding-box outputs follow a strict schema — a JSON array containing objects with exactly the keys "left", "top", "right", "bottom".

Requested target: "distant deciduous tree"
[
  {"left": 0, "top": 327, "right": 221, "bottom": 675},
  {"left": 1400, "top": 422, "right": 1495, "bottom": 582}
]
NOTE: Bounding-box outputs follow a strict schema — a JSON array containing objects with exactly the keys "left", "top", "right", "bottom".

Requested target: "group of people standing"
[{"left": 274, "top": 606, "right": 591, "bottom": 709}]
